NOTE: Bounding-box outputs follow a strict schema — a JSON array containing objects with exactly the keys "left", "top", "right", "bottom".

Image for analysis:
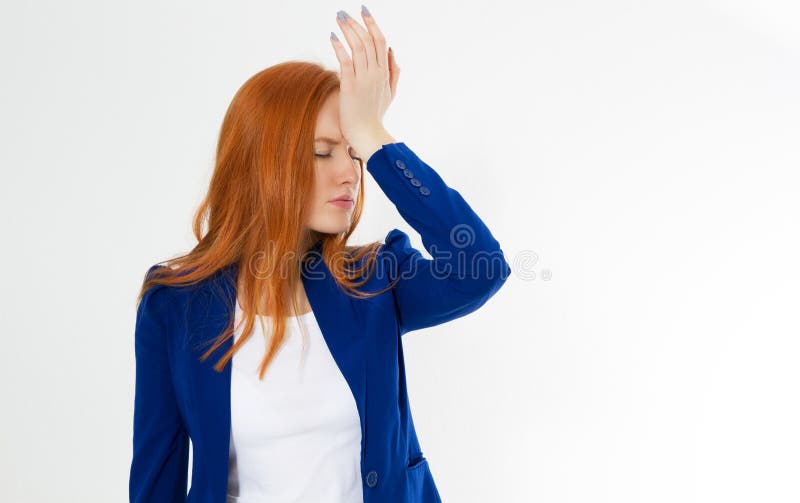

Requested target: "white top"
[{"left": 226, "top": 300, "right": 364, "bottom": 503}]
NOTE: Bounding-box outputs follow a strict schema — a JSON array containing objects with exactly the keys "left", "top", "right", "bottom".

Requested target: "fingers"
[
  {"left": 336, "top": 11, "right": 369, "bottom": 75},
  {"left": 329, "top": 31, "right": 355, "bottom": 81},
  {"left": 334, "top": 7, "right": 387, "bottom": 75},
  {"left": 360, "top": 6, "right": 388, "bottom": 70}
]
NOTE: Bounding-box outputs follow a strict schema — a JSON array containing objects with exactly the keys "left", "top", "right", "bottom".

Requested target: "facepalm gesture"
[{"left": 330, "top": 6, "right": 400, "bottom": 155}]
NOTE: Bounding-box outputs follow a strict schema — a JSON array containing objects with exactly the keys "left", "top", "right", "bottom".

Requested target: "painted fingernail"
[
  {"left": 337, "top": 10, "right": 349, "bottom": 21},
  {"left": 331, "top": 31, "right": 339, "bottom": 41},
  {"left": 361, "top": 5, "right": 371, "bottom": 16}
]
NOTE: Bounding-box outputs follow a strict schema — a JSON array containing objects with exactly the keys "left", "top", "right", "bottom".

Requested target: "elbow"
[
  {"left": 484, "top": 257, "right": 511, "bottom": 297},
  {"left": 452, "top": 252, "right": 511, "bottom": 298}
]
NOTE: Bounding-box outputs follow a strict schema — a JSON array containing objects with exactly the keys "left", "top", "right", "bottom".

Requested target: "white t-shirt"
[{"left": 226, "top": 300, "right": 364, "bottom": 503}]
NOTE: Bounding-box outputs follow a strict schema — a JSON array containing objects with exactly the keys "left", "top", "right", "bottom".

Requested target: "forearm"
[{"left": 366, "top": 142, "right": 511, "bottom": 295}]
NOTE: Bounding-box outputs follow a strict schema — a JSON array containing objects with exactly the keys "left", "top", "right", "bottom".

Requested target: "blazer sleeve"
[
  {"left": 129, "top": 266, "right": 189, "bottom": 502},
  {"left": 367, "top": 142, "right": 511, "bottom": 335}
]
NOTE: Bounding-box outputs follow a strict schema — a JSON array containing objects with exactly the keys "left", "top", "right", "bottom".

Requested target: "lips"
[{"left": 329, "top": 196, "right": 355, "bottom": 209}]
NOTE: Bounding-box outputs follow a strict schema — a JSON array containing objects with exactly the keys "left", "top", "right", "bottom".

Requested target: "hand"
[{"left": 330, "top": 7, "right": 400, "bottom": 157}]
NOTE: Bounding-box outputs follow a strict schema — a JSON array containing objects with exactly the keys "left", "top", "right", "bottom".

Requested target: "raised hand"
[{"left": 330, "top": 6, "right": 400, "bottom": 160}]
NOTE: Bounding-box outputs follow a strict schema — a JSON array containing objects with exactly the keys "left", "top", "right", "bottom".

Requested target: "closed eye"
[{"left": 315, "top": 153, "right": 362, "bottom": 161}]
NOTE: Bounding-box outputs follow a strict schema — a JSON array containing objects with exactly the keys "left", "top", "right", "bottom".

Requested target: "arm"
[
  {"left": 366, "top": 141, "right": 511, "bottom": 335},
  {"left": 129, "top": 267, "right": 189, "bottom": 502}
]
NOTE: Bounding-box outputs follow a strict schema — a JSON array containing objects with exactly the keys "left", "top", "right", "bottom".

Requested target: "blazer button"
[
  {"left": 365, "top": 470, "right": 378, "bottom": 487},
  {"left": 410, "top": 178, "right": 421, "bottom": 187},
  {"left": 395, "top": 159, "right": 406, "bottom": 169},
  {"left": 419, "top": 186, "right": 431, "bottom": 196},
  {"left": 403, "top": 169, "right": 414, "bottom": 178}
]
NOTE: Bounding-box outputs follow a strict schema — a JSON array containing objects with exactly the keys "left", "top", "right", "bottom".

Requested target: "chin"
[{"left": 307, "top": 220, "right": 352, "bottom": 235}]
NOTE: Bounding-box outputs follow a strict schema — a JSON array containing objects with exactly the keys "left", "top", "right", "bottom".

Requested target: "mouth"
[{"left": 329, "top": 199, "right": 355, "bottom": 208}]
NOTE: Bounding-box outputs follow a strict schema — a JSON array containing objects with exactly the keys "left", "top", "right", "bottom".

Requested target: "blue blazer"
[{"left": 129, "top": 142, "right": 511, "bottom": 502}]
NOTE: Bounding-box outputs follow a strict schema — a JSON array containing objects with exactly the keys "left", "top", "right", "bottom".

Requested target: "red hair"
[{"left": 137, "top": 61, "right": 398, "bottom": 379}]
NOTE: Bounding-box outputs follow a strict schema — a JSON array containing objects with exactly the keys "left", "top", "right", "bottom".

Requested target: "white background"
[{"left": 1, "top": 0, "right": 798, "bottom": 501}]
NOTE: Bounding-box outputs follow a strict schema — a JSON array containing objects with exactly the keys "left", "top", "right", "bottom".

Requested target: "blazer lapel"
[
  {"left": 184, "top": 265, "right": 235, "bottom": 501},
  {"left": 300, "top": 248, "right": 368, "bottom": 450},
  {"left": 185, "top": 248, "right": 367, "bottom": 500}
]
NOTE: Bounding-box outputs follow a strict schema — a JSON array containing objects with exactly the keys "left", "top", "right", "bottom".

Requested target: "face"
[{"left": 305, "top": 90, "right": 362, "bottom": 236}]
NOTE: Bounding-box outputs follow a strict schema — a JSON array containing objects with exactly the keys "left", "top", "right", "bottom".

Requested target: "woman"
[{"left": 129, "top": 6, "right": 511, "bottom": 503}]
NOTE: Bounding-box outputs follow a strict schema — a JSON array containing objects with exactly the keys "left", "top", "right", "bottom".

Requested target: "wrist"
[{"left": 352, "top": 127, "right": 397, "bottom": 162}]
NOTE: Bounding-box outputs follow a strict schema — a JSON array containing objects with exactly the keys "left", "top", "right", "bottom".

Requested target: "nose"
[{"left": 334, "top": 155, "right": 361, "bottom": 185}]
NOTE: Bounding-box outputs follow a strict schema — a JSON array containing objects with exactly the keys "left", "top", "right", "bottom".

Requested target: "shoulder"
[
  {"left": 343, "top": 229, "right": 415, "bottom": 263},
  {"left": 371, "top": 228, "right": 425, "bottom": 284},
  {"left": 139, "top": 264, "right": 200, "bottom": 318},
  {"left": 139, "top": 265, "right": 178, "bottom": 318},
  {"left": 380, "top": 228, "right": 413, "bottom": 253},
  {"left": 334, "top": 231, "right": 414, "bottom": 284},
  {"left": 378, "top": 228, "right": 419, "bottom": 266}
]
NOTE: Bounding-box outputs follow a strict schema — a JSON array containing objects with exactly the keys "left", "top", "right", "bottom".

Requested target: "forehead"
[
  {"left": 314, "top": 92, "right": 344, "bottom": 142},
  {"left": 313, "top": 121, "right": 348, "bottom": 146}
]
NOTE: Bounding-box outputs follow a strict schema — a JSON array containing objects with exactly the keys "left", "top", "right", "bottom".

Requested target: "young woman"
[{"left": 129, "top": 6, "right": 510, "bottom": 503}]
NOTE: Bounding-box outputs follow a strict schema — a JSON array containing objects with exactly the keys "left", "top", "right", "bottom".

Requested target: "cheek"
[{"left": 313, "top": 186, "right": 329, "bottom": 210}]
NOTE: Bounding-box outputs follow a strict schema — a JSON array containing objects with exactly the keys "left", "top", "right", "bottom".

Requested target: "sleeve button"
[
  {"left": 419, "top": 186, "right": 431, "bottom": 196},
  {"left": 395, "top": 159, "right": 406, "bottom": 169},
  {"left": 410, "top": 178, "right": 421, "bottom": 187},
  {"left": 403, "top": 169, "right": 414, "bottom": 178}
]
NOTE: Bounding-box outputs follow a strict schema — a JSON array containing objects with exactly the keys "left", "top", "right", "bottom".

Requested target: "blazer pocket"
[
  {"left": 405, "top": 454, "right": 442, "bottom": 502},
  {"left": 407, "top": 454, "right": 428, "bottom": 471}
]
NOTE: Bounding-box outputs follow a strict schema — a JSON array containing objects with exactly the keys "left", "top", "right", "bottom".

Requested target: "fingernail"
[
  {"left": 337, "top": 10, "right": 349, "bottom": 21},
  {"left": 361, "top": 5, "right": 371, "bottom": 16},
  {"left": 331, "top": 31, "right": 339, "bottom": 41}
]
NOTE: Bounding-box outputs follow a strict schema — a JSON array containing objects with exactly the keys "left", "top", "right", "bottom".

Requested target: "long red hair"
[{"left": 137, "top": 61, "right": 398, "bottom": 379}]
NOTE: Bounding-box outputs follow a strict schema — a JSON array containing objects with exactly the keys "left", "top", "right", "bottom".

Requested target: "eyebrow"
[{"left": 314, "top": 136, "right": 344, "bottom": 145}]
